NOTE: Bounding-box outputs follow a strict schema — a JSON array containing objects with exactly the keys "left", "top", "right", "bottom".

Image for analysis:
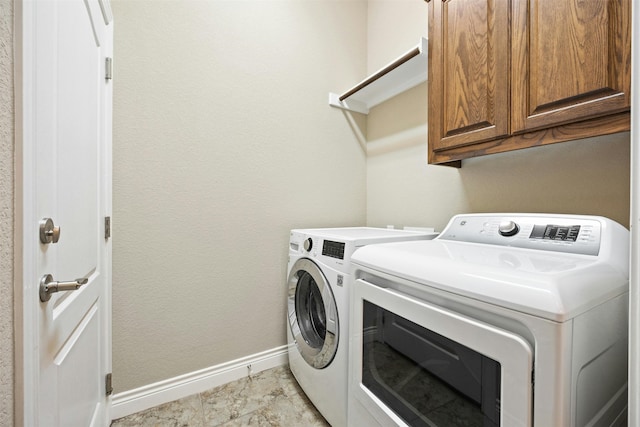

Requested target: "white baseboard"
[{"left": 110, "top": 345, "right": 289, "bottom": 421}]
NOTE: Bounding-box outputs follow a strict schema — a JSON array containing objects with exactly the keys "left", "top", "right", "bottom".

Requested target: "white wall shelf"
[{"left": 329, "top": 37, "right": 427, "bottom": 115}]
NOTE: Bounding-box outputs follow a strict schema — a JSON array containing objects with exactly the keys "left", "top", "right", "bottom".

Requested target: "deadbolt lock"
[{"left": 39, "top": 218, "right": 61, "bottom": 244}]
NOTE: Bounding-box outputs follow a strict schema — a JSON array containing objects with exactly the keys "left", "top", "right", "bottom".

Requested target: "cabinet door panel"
[
  {"left": 428, "top": 0, "right": 509, "bottom": 156},
  {"left": 511, "top": 0, "right": 630, "bottom": 133}
]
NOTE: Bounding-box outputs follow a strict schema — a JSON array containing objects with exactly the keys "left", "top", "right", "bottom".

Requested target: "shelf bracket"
[{"left": 329, "top": 93, "right": 369, "bottom": 115}]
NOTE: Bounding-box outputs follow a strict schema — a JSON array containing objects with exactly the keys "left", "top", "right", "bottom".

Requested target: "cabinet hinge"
[
  {"left": 105, "top": 216, "right": 111, "bottom": 239},
  {"left": 106, "top": 373, "right": 113, "bottom": 396},
  {"left": 105, "top": 57, "right": 113, "bottom": 81}
]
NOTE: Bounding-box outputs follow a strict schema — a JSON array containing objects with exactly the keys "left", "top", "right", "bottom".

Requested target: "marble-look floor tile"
[
  {"left": 111, "top": 393, "right": 204, "bottom": 427},
  {"left": 201, "top": 366, "right": 328, "bottom": 426},
  {"left": 111, "top": 365, "right": 329, "bottom": 427}
]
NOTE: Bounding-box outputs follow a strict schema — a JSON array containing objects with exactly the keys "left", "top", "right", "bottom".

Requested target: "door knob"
[
  {"left": 39, "top": 218, "right": 61, "bottom": 244},
  {"left": 39, "top": 274, "right": 88, "bottom": 302}
]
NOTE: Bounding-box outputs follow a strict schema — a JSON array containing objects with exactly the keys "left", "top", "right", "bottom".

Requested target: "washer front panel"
[{"left": 287, "top": 258, "right": 339, "bottom": 369}]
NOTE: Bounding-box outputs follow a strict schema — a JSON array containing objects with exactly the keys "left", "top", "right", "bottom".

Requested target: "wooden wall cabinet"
[{"left": 427, "top": 0, "right": 631, "bottom": 166}]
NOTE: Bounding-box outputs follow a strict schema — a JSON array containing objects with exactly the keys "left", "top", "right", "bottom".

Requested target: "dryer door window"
[{"left": 288, "top": 258, "right": 339, "bottom": 369}]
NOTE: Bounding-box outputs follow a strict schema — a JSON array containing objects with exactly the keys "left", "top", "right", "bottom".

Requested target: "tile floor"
[{"left": 110, "top": 365, "right": 330, "bottom": 427}]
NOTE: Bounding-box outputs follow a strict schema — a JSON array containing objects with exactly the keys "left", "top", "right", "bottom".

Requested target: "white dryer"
[
  {"left": 348, "top": 214, "right": 629, "bottom": 427},
  {"left": 287, "top": 227, "right": 437, "bottom": 427}
]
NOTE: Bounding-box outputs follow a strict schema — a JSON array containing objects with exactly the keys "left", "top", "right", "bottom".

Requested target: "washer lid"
[{"left": 351, "top": 239, "right": 628, "bottom": 322}]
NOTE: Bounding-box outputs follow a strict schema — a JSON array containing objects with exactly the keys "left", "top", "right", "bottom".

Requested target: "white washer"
[
  {"left": 287, "top": 227, "right": 438, "bottom": 427},
  {"left": 349, "top": 214, "right": 629, "bottom": 427}
]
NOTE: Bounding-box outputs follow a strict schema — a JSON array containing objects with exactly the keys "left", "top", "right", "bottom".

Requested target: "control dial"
[
  {"left": 303, "top": 238, "right": 313, "bottom": 252},
  {"left": 498, "top": 220, "right": 520, "bottom": 237}
]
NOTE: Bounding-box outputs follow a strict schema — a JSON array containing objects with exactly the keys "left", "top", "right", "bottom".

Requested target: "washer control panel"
[
  {"left": 439, "top": 214, "right": 602, "bottom": 255},
  {"left": 322, "top": 240, "right": 346, "bottom": 260},
  {"left": 303, "top": 238, "right": 313, "bottom": 252}
]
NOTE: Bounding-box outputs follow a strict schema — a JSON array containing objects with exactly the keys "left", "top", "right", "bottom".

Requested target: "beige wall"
[
  {"left": 0, "top": 0, "right": 14, "bottom": 425},
  {"left": 366, "top": 1, "right": 630, "bottom": 231},
  {"left": 1, "top": 0, "right": 630, "bottom": 416},
  {"left": 112, "top": 0, "right": 630, "bottom": 396},
  {"left": 111, "top": 0, "right": 367, "bottom": 392},
  {"left": 4, "top": 0, "right": 629, "bottom": 412}
]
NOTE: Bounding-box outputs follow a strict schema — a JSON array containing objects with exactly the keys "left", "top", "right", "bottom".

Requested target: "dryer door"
[{"left": 288, "top": 258, "right": 339, "bottom": 369}]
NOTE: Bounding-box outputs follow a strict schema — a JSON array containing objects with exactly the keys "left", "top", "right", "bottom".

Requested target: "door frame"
[
  {"left": 13, "top": 1, "right": 114, "bottom": 425},
  {"left": 15, "top": 1, "right": 44, "bottom": 423}
]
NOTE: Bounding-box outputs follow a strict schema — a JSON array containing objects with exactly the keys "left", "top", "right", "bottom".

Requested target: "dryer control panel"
[{"left": 438, "top": 214, "right": 604, "bottom": 256}]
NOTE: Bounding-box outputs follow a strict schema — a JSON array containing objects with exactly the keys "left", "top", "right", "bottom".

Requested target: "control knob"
[
  {"left": 498, "top": 220, "right": 520, "bottom": 237},
  {"left": 303, "top": 238, "right": 313, "bottom": 252}
]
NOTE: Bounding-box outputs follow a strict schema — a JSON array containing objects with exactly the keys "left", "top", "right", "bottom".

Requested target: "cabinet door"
[
  {"left": 428, "top": 0, "right": 510, "bottom": 157},
  {"left": 511, "top": 0, "right": 631, "bottom": 134}
]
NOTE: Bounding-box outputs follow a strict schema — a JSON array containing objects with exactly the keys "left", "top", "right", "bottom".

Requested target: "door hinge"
[
  {"left": 531, "top": 369, "right": 536, "bottom": 397},
  {"left": 105, "top": 216, "right": 111, "bottom": 239},
  {"left": 106, "top": 373, "right": 113, "bottom": 396},
  {"left": 105, "top": 57, "right": 113, "bottom": 81}
]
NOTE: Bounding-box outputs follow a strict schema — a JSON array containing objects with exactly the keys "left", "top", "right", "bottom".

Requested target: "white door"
[{"left": 16, "top": 0, "right": 113, "bottom": 425}]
